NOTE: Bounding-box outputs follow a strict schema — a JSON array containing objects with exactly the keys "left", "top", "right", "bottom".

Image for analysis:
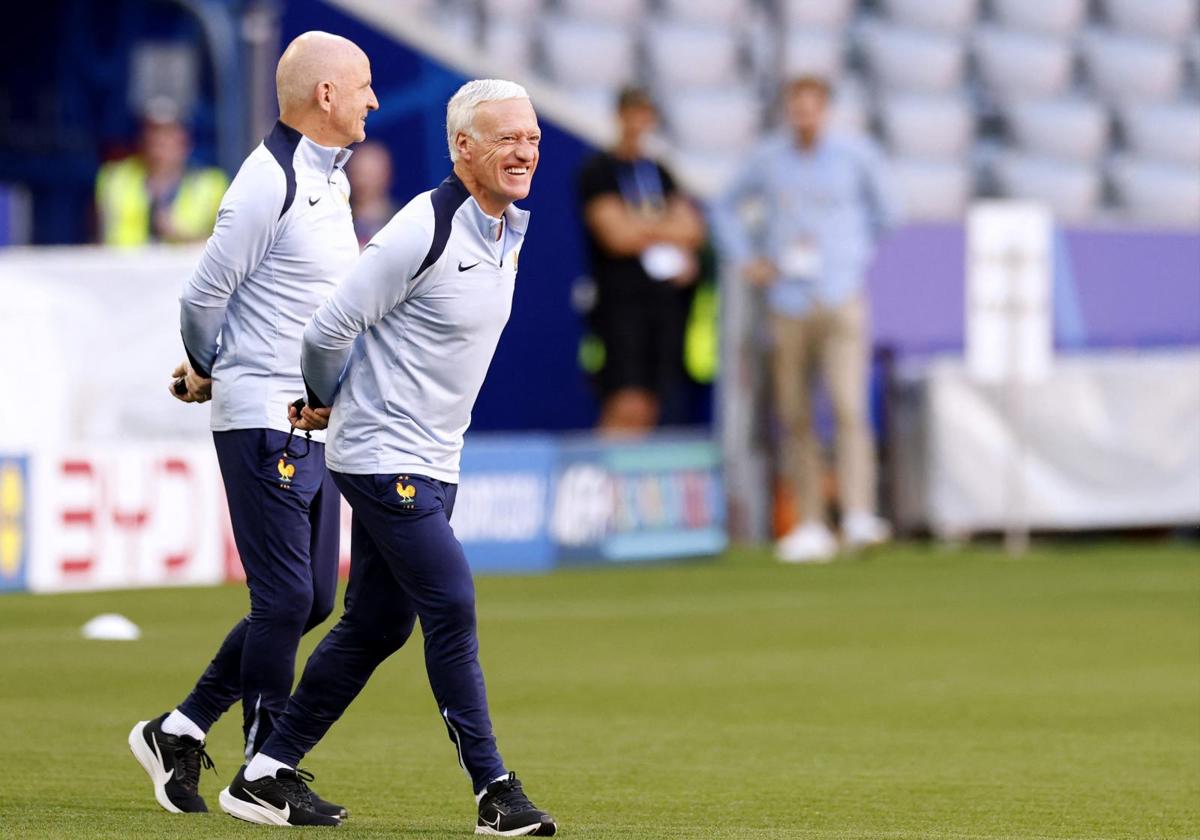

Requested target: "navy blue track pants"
[
  {"left": 260, "top": 472, "right": 506, "bottom": 791},
  {"left": 177, "top": 429, "right": 340, "bottom": 758}
]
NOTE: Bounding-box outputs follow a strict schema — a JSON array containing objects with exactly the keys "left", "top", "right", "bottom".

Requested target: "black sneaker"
[
  {"left": 311, "top": 788, "right": 349, "bottom": 820},
  {"left": 128, "top": 713, "right": 215, "bottom": 813},
  {"left": 218, "top": 765, "right": 342, "bottom": 826},
  {"left": 476, "top": 772, "right": 556, "bottom": 836}
]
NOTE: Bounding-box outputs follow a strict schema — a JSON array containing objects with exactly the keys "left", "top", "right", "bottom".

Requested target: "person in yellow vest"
[{"left": 95, "top": 101, "right": 227, "bottom": 246}]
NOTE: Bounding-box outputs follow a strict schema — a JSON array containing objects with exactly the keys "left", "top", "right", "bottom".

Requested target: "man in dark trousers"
[
  {"left": 578, "top": 85, "right": 707, "bottom": 432},
  {"left": 217, "top": 79, "right": 556, "bottom": 837},
  {"left": 127, "top": 31, "right": 377, "bottom": 816}
]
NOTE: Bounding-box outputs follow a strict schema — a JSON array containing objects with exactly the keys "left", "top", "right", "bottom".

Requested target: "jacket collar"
[
  {"left": 272, "top": 121, "right": 352, "bottom": 177},
  {"left": 443, "top": 171, "right": 531, "bottom": 242}
]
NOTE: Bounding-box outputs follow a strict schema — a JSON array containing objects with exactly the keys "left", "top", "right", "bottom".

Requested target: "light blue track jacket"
[
  {"left": 301, "top": 173, "right": 529, "bottom": 482},
  {"left": 179, "top": 120, "right": 358, "bottom": 440}
]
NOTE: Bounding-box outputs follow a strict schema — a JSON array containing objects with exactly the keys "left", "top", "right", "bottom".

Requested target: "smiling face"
[
  {"left": 327, "top": 50, "right": 378, "bottom": 145},
  {"left": 455, "top": 97, "right": 540, "bottom": 215}
]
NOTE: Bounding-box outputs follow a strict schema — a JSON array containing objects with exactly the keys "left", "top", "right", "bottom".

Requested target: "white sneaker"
[
  {"left": 842, "top": 511, "right": 892, "bottom": 550},
  {"left": 776, "top": 521, "right": 838, "bottom": 564}
]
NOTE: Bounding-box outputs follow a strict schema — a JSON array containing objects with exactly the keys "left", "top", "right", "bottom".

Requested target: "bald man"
[{"left": 128, "top": 31, "right": 377, "bottom": 817}]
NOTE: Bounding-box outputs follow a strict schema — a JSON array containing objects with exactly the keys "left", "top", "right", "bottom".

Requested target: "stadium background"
[{"left": 0, "top": 1, "right": 1197, "bottom": 838}]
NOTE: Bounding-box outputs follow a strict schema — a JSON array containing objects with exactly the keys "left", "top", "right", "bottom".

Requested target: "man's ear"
[
  {"left": 455, "top": 131, "right": 472, "bottom": 162},
  {"left": 315, "top": 81, "right": 335, "bottom": 115}
]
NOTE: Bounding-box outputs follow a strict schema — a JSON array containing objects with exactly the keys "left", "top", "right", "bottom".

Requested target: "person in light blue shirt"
[{"left": 712, "top": 75, "right": 902, "bottom": 563}]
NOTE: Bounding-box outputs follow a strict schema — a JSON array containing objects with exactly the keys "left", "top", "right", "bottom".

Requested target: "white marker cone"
[{"left": 81, "top": 613, "right": 142, "bottom": 641}]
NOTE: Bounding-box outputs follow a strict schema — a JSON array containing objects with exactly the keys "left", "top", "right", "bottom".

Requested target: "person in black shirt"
[{"left": 577, "top": 86, "right": 706, "bottom": 432}]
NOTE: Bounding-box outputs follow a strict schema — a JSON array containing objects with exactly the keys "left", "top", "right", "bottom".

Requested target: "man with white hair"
[
  {"left": 218, "top": 79, "right": 556, "bottom": 836},
  {"left": 128, "top": 31, "right": 376, "bottom": 817}
]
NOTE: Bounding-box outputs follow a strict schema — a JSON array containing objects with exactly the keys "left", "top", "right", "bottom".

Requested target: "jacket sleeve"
[
  {"left": 301, "top": 215, "right": 430, "bottom": 407},
  {"left": 178, "top": 157, "right": 283, "bottom": 377},
  {"left": 709, "top": 144, "right": 770, "bottom": 267}
]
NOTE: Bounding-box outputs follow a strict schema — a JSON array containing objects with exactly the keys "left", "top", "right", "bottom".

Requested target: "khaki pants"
[{"left": 771, "top": 295, "right": 876, "bottom": 525}]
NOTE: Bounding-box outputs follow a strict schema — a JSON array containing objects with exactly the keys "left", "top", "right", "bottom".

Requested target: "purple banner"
[{"left": 867, "top": 224, "right": 1200, "bottom": 356}]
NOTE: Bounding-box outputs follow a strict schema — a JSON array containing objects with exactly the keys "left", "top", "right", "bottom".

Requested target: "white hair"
[{"left": 445, "top": 79, "right": 530, "bottom": 162}]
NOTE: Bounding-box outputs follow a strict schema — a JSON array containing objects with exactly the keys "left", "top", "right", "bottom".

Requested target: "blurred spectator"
[
  {"left": 712, "top": 76, "right": 901, "bottom": 562},
  {"left": 347, "top": 140, "right": 396, "bottom": 245},
  {"left": 577, "top": 86, "right": 706, "bottom": 433},
  {"left": 94, "top": 98, "right": 227, "bottom": 247}
]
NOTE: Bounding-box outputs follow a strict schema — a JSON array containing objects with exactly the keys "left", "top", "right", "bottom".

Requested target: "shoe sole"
[
  {"left": 475, "top": 822, "right": 557, "bottom": 836},
  {"left": 219, "top": 787, "right": 294, "bottom": 826},
  {"left": 219, "top": 786, "right": 341, "bottom": 827},
  {"left": 128, "top": 720, "right": 185, "bottom": 815}
]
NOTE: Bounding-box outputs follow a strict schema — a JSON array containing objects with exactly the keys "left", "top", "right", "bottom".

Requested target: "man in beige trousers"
[{"left": 713, "top": 76, "right": 901, "bottom": 562}]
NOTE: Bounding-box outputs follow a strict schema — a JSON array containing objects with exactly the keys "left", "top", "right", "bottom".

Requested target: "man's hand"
[
  {"left": 169, "top": 360, "right": 212, "bottom": 403},
  {"left": 742, "top": 257, "right": 777, "bottom": 288},
  {"left": 289, "top": 402, "right": 332, "bottom": 431}
]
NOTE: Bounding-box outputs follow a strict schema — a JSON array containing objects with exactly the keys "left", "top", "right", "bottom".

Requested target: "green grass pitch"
[{"left": 0, "top": 542, "right": 1197, "bottom": 839}]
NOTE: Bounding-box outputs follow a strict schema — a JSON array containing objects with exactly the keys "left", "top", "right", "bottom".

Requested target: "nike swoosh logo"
[
  {"left": 247, "top": 790, "right": 291, "bottom": 822},
  {"left": 308, "top": 196, "right": 321, "bottom": 206},
  {"left": 151, "top": 735, "right": 174, "bottom": 783},
  {"left": 482, "top": 812, "right": 502, "bottom": 830},
  {"left": 458, "top": 261, "right": 480, "bottom": 272}
]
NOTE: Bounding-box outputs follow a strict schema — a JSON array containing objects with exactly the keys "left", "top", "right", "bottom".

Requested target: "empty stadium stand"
[{"left": 390, "top": 0, "right": 1199, "bottom": 224}]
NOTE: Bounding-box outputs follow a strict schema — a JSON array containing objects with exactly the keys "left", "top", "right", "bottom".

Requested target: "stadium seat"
[
  {"left": 556, "top": 85, "right": 620, "bottom": 124},
  {"left": 991, "top": 0, "right": 1087, "bottom": 36},
  {"left": 1006, "top": 98, "right": 1109, "bottom": 162},
  {"left": 1102, "top": 0, "right": 1197, "bottom": 41},
  {"left": 558, "top": 0, "right": 644, "bottom": 26},
  {"left": 779, "top": 0, "right": 856, "bottom": 30},
  {"left": 1109, "top": 155, "right": 1200, "bottom": 225},
  {"left": 878, "top": 93, "right": 974, "bottom": 159},
  {"left": 829, "top": 77, "right": 871, "bottom": 132},
  {"left": 992, "top": 153, "right": 1101, "bottom": 222},
  {"left": 1082, "top": 31, "right": 1184, "bottom": 103},
  {"left": 880, "top": 0, "right": 979, "bottom": 34},
  {"left": 860, "top": 21, "right": 967, "bottom": 93},
  {"left": 482, "top": 16, "right": 534, "bottom": 74},
  {"left": 1119, "top": 102, "right": 1200, "bottom": 167},
  {"left": 645, "top": 20, "right": 744, "bottom": 89},
  {"left": 481, "top": 0, "right": 541, "bottom": 23},
  {"left": 661, "top": 88, "right": 760, "bottom": 154},
  {"left": 974, "top": 26, "right": 1075, "bottom": 98},
  {"left": 744, "top": 18, "right": 777, "bottom": 88},
  {"left": 539, "top": 17, "right": 636, "bottom": 88},
  {"left": 428, "top": 3, "right": 478, "bottom": 46},
  {"left": 889, "top": 158, "right": 973, "bottom": 220},
  {"left": 659, "top": 0, "right": 753, "bottom": 28},
  {"left": 403, "top": 0, "right": 439, "bottom": 19},
  {"left": 781, "top": 29, "right": 847, "bottom": 79},
  {"left": 671, "top": 149, "right": 743, "bottom": 197}
]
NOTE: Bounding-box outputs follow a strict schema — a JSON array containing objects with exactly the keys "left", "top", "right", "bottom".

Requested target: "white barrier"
[
  {"left": 890, "top": 351, "right": 1200, "bottom": 536},
  {"left": 21, "top": 443, "right": 228, "bottom": 592},
  {"left": 0, "top": 247, "right": 726, "bottom": 595},
  {"left": 1, "top": 245, "right": 212, "bottom": 448}
]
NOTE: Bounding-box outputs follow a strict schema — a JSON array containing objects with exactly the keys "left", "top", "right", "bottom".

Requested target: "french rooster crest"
[{"left": 277, "top": 458, "right": 295, "bottom": 482}]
